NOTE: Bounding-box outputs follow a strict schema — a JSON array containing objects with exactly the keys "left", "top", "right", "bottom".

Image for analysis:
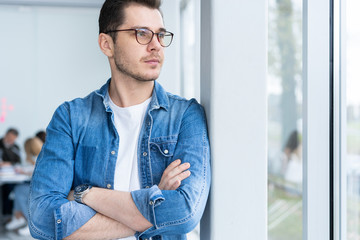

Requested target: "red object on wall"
[{"left": 0, "top": 98, "right": 14, "bottom": 123}]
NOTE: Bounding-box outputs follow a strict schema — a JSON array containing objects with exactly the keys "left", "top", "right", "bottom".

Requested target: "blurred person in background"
[
  {"left": 0, "top": 128, "right": 20, "bottom": 166},
  {"left": 5, "top": 130, "right": 46, "bottom": 236},
  {"left": 0, "top": 128, "right": 21, "bottom": 216},
  {"left": 282, "top": 130, "right": 302, "bottom": 188},
  {"left": 24, "top": 131, "right": 46, "bottom": 165}
]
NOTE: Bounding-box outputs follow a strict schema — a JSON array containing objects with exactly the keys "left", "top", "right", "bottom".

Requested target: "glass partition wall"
[
  {"left": 345, "top": 0, "right": 360, "bottom": 239},
  {"left": 267, "top": 0, "right": 303, "bottom": 239}
]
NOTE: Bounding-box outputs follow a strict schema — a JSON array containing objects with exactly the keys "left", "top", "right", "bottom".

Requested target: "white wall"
[
  {"left": 0, "top": 5, "right": 108, "bottom": 153},
  {"left": 200, "top": 0, "right": 268, "bottom": 239}
]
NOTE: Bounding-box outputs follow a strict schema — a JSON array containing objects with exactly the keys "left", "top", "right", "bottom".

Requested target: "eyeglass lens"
[{"left": 136, "top": 29, "right": 173, "bottom": 47}]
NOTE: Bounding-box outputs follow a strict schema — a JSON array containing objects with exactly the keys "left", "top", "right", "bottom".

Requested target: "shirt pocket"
[{"left": 149, "top": 136, "right": 177, "bottom": 185}]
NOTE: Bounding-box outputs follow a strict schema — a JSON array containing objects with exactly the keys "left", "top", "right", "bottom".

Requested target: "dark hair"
[
  {"left": 284, "top": 130, "right": 299, "bottom": 153},
  {"left": 35, "top": 130, "right": 46, "bottom": 143},
  {"left": 6, "top": 128, "right": 19, "bottom": 136},
  {"left": 99, "top": 0, "right": 162, "bottom": 42}
]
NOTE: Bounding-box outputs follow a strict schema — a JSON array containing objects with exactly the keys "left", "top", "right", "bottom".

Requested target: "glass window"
[
  {"left": 267, "top": 0, "right": 303, "bottom": 239},
  {"left": 345, "top": 1, "right": 360, "bottom": 239}
]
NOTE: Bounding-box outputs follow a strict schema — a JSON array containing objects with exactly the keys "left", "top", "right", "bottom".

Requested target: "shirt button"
[
  {"left": 107, "top": 184, "right": 112, "bottom": 189},
  {"left": 111, "top": 151, "right": 116, "bottom": 155},
  {"left": 57, "top": 219, "right": 62, "bottom": 224},
  {"left": 143, "top": 152, "right": 148, "bottom": 156},
  {"left": 149, "top": 201, "right": 154, "bottom": 205},
  {"left": 164, "top": 149, "right": 169, "bottom": 154}
]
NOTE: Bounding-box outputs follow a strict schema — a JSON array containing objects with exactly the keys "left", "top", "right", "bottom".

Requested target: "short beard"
[{"left": 114, "top": 57, "right": 157, "bottom": 82}]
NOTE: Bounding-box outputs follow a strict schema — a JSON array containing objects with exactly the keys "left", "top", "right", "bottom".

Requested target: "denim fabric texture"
[
  {"left": 29, "top": 80, "right": 211, "bottom": 240},
  {"left": 14, "top": 183, "right": 30, "bottom": 220}
]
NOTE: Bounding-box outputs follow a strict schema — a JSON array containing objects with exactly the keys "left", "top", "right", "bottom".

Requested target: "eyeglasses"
[{"left": 105, "top": 28, "right": 174, "bottom": 47}]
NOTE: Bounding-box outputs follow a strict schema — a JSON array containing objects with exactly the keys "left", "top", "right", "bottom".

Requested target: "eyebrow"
[{"left": 132, "top": 26, "right": 167, "bottom": 32}]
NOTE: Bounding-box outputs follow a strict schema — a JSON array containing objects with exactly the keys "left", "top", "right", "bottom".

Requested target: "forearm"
[
  {"left": 76, "top": 160, "right": 192, "bottom": 236},
  {"left": 83, "top": 187, "right": 152, "bottom": 232},
  {"left": 64, "top": 213, "right": 135, "bottom": 240}
]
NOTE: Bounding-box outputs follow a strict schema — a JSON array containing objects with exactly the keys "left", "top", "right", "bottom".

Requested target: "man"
[
  {"left": 0, "top": 128, "right": 21, "bottom": 215},
  {"left": 0, "top": 128, "right": 20, "bottom": 166},
  {"left": 29, "top": 0, "right": 210, "bottom": 239}
]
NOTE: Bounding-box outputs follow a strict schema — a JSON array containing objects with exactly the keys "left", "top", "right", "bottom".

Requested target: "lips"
[
  {"left": 144, "top": 58, "right": 161, "bottom": 67},
  {"left": 143, "top": 53, "right": 161, "bottom": 63},
  {"left": 144, "top": 58, "right": 160, "bottom": 63}
]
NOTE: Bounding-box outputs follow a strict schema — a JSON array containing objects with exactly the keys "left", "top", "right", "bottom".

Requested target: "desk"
[
  {"left": 0, "top": 174, "right": 31, "bottom": 185},
  {"left": 0, "top": 165, "right": 32, "bottom": 185}
]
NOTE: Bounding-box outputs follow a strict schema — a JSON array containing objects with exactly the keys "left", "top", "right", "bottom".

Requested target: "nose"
[{"left": 147, "top": 34, "right": 162, "bottom": 52}]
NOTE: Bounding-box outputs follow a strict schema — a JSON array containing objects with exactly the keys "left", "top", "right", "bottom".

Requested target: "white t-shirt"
[
  {"left": 284, "top": 153, "right": 302, "bottom": 184},
  {"left": 107, "top": 93, "right": 151, "bottom": 240}
]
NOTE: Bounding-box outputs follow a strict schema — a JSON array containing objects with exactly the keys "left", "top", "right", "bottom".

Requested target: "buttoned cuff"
[
  {"left": 131, "top": 185, "right": 165, "bottom": 238},
  {"left": 54, "top": 200, "right": 96, "bottom": 239}
]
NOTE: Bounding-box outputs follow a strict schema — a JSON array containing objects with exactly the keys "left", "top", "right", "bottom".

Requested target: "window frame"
[
  {"left": 333, "top": 0, "right": 349, "bottom": 239},
  {"left": 302, "top": 0, "right": 332, "bottom": 239}
]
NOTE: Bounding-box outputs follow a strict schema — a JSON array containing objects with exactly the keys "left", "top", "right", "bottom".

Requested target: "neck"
[{"left": 108, "top": 76, "right": 154, "bottom": 108}]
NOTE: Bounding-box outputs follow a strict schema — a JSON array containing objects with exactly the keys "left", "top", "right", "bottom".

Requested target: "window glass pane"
[
  {"left": 346, "top": 1, "right": 360, "bottom": 239},
  {"left": 267, "top": 0, "right": 303, "bottom": 239}
]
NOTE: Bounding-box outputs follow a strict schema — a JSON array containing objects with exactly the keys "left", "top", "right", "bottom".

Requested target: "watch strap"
[{"left": 74, "top": 184, "right": 92, "bottom": 204}]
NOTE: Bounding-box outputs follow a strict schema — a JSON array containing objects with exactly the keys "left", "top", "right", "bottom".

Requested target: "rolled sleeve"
[
  {"left": 54, "top": 201, "right": 96, "bottom": 239},
  {"left": 131, "top": 185, "right": 165, "bottom": 226},
  {"left": 29, "top": 198, "right": 96, "bottom": 240}
]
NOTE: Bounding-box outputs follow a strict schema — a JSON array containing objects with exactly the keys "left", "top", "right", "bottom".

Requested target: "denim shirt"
[{"left": 29, "top": 80, "right": 211, "bottom": 240}]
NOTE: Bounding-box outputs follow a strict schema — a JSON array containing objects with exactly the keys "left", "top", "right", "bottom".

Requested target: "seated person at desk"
[
  {"left": 0, "top": 128, "right": 21, "bottom": 166},
  {"left": 5, "top": 131, "right": 46, "bottom": 236},
  {"left": 0, "top": 128, "right": 21, "bottom": 216}
]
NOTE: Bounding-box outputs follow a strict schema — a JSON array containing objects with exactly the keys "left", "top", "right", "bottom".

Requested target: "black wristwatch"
[{"left": 74, "top": 184, "right": 92, "bottom": 204}]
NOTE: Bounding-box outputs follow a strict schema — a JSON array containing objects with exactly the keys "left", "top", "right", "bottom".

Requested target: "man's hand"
[
  {"left": 158, "top": 159, "right": 191, "bottom": 190},
  {"left": 0, "top": 161, "right": 11, "bottom": 167}
]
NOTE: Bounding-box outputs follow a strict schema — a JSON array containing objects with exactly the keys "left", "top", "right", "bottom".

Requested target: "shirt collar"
[
  {"left": 150, "top": 81, "right": 169, "bottom": 111},
  {"left": 95, "top": 79, "right": 169, "bottom": 112}
]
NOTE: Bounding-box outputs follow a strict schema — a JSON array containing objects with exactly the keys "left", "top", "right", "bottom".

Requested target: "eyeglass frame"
[{"left": 104, "top": 28, "right": 174, "bottom": 47}]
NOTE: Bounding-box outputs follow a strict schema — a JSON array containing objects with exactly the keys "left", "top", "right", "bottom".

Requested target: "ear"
[{"left": 98, "top": 33, "right": 114, "bottom": 58}]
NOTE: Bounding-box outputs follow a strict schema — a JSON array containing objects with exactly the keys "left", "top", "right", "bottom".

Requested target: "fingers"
[
  {"left": 158, "top": 159, "right": 191, "bottom": 190},
  {"left": 167, "top": 170, "right": 191, "bottom": 190},
  {"left": 167, "top": 162, "right": 190, "bottom": 179},
  {"left": 175, "top": 170, "right": 191, "bottom": 187},
  {"left": 162, "top": 159, "right": 190, "bottom": 179},
  {"left": 163, "top": 159, "right": 181, "bottom": 175}
]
